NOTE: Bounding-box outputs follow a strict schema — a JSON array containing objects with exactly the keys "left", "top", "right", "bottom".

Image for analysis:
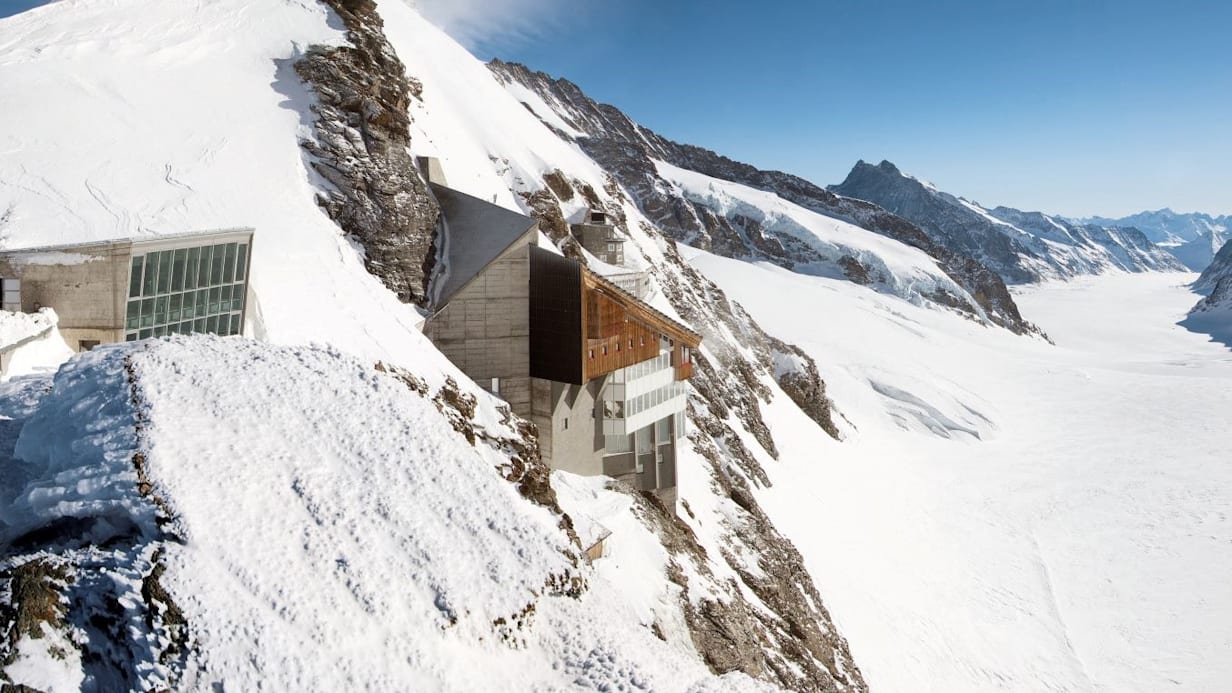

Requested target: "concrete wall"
[
  {"left": 531, "top": 377, "right": 605, "bottom": 476},
  {"left": 0, "top": 244, "right": 130, "bottom": 351},
  {"left": 424, "top": 238, "right": 533, "bottom": 414}
]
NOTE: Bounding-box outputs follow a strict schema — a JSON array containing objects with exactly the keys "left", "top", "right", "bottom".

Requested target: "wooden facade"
[
  {"left": 527, "top": 247, "right": 701, "bottom": 386},
  {"left": 581, "top": 270, "right": 700, "bottom": 383}
]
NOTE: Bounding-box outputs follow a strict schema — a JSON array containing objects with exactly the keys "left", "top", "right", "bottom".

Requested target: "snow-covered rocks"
[{"left": 0, "top": 336, "right": 781, "bottom": 691}]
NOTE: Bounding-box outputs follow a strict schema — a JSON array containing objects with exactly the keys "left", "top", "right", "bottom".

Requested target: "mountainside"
[
  {"left": 1083, "top": 209, "right": 1230, "bottom": 245},
  {"left": 487, "top": 60, "right": 1040, "bottom": 337},
  {"left": 3, "top": 1, "right": 1231, "bottom": 692},
  {"left": 1182, "top": 239, "right": 1232, "bottom": 347},
  {"left": 0, "top": 1, "right": 866, "bottom": 690},
  {"left": 1170, "top": 229, "right": 1230, "bottom": 272},
  {"left": 831, "top": 160, "right": 1184, "bottom": 283},
  {"left": 1193, "top": 238, "right": 1232, "bottom": 295},
  {"left": 1, "top": 335, "right": 804, "bottom": 691}
]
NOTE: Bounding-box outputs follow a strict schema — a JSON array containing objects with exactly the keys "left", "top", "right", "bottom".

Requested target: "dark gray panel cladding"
[{"left": 529, "top": 246, "right": 583, "bottom": 384}]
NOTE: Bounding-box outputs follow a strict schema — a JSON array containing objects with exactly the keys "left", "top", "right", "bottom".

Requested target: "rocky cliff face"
[
  {"left": 487, "top": 60, "right": 1040, "bottom": 337},
  {"left": 294, "top": 0, "right": 439, "bottom": 305},
  {"left": 832, "top": 161, "right": 1184, "bottom": 284}
]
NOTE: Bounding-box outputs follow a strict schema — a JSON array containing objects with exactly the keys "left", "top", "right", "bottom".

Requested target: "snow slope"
[
  {"left": 0, "top": 0, "right": 436, "bottom": 372},
  {"left": 684, "top": 251, "right": 1232, "bottom": 692},
  {"left": 0, "top": 336, "right": 769, "bottom": 691},
  {"left": 654, "top": 161, "right": 992, "bottom": 320}
]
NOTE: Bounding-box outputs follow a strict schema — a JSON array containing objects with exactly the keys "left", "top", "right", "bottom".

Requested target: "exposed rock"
[
  {"left": 488, "top": 60, "right": 1041, "bottom": 337},
  {"left": 769, "top": 338, "right": 840, "bottom": 439},
  {"left": 610, "top": 445, "right": 868, "bottom": 692},
  {"left": 2, "top": 559, "right": 70, "bottom": 652},
  {"left": 293, "top": 0, "right": 440, "bottom": 305}
]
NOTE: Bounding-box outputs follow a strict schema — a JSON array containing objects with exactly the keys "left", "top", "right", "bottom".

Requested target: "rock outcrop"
[{"left": 294, "top": 0, "right": 440, "bottom": 304}]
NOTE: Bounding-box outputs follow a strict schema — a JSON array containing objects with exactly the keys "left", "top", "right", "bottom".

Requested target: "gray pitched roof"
[{"left": 430, "top": 183, "right": 538, "bottom": 306}]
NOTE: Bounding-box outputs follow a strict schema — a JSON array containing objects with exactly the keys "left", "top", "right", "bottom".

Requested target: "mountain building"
[
  {"left": 0, "top": 228, "right": 254, "bottom": 352},
  {"left": 423, "top": 178, "right": 700, "bottom": 509},
  {"left": 572, "top": 210, "right": 626, "bottom": 265}
]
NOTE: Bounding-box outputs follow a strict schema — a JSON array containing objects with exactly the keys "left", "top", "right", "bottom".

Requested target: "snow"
[
  {"left": 377, "top": 0, "right": 609, "bottom": 208},
  {"left": 2, "top": 251, "right": 98, "bottom": 266},
  {"left": 3, "top": 0, "right": 1227, "bottom": 690},
  {"left": 0, "top": 308, "right": 72, "bottom": 380},
  {"left": 1, "top": 336, "right": 772, "bottom": 691},
  {"left": 654, "top": 160, "right": 989, "bottom": 317},
  {"left": 685, "top": 248, "right": 1232, "bottom": 692},
  {"left": 0, "top": 0, "right": 446, "bottom": 380},
  {"left": 0, "top": 308, "right": 56, "bottom": 350}
]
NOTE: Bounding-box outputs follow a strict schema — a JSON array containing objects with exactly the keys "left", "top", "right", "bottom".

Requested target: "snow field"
[{"left": 686, "top": 250, "right": 1232, "bottom": 692}]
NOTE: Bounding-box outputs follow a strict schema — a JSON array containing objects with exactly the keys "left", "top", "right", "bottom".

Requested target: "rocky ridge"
[
  {"left": 831, "top": 161, "right": 1184, "bottom": 284},
  {"left": 487, "top": 60, "right": 1041, "bottom": 337},
  {"left": 293, "top": 0, "right": 440, "bottom": 305}
]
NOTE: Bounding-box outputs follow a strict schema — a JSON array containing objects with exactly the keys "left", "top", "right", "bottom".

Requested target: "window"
[
  {"left": 490, "top": 377, "right": 500, "bottom": 395},
  {"left": 588, "top": 348, "right": 594, "bottom": 359},
  {"left": 562, "top": 417, "right": 569, "bottom": 431},
  {"left": 235, "top": 244, "right": 248, "bottom": 281},
  {"left": 128, "top": 258, "right": 143, "bottom": 297},
  {"left": 156, "top": 251, "right": 172, "bottom": 293},
  {"left": 171, "top": 249, "right": 186, "bottom": 292},
  {"left": 142, "top": 252, "right": 158, "bottom": 296},
  {"left": 123, "top": 239, "right": 250, "bottom": 342},
  {"left": 223, "top": 243, "right": 237, "bottom": 283},
  {"left": 657, "top": 417, "right": 671, "bottom": 442},
  {"left": 602, "top": 345, "right": 608, "bottom": 356}
]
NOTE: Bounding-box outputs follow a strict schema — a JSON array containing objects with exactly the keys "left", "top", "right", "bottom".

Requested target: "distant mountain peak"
[{"left": 831, "top": 161, "right": 1185, "bottom": 283}]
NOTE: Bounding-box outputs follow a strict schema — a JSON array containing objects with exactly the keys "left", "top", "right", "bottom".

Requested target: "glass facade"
[{"left": 123, "top": 240, "right": 249, "bottom": 342}]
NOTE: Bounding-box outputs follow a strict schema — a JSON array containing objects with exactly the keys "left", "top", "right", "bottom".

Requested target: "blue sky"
[
  {"left": 432, "top": 0, "right": 1230, "bottom": 218},
  {"left": 4, "top": 1, "right": 1226, "bottom": 217}
]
